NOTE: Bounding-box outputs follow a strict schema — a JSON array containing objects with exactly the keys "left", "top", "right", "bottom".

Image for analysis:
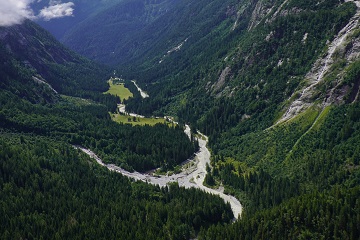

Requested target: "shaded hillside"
[
  {"left": 0, "top": 136, "right": 232, "bottom": 239},
  {"left": 32, "top": 0, "right": 124, "bottom": 39},
  {"left": 0, "top": 20, "right": 231, "bottom": 239},
  {"left": 121, "top": 0, "right": 357, "bottom": 122},
  {"left": 0, "top": 20, "right": 111, "bottom": 99},
  {"left": 0, "top": 20, "right": 198, "bottom": 173},
  {"left": 62, "top": 0, "right": 179, "bottom": 65},
  {"left": 2, "top": 0, "right": 360, "bottom": 238}
]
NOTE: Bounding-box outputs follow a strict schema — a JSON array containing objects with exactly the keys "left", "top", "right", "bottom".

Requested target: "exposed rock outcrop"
[
  {"left": 278, "top": 0, "right": 360, "bottom": 124},
  {"left": 212, "top": 67, "right": 232, "bottom": 93}
]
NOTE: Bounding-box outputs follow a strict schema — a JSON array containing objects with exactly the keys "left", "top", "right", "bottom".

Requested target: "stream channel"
[{"left": 76, "top": 81, "right": 243, "bottom": 219}]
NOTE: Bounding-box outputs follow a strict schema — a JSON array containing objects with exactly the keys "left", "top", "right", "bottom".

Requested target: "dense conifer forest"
[
  {"left": 0, "top": 135, "right": 232, "bottom": 239},
  {"left": 0, "top": 19, "right": 225, "bottom": 239},
  {"left": 1, "top": 0, "right": 360, "bottom": 239},
  {"left": 110, "top": 0, "right": 360, "bottom": 238}
]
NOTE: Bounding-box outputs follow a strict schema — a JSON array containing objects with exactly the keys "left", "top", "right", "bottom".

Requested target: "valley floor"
[{"left": 76, "top": 128, "right": 243, "bottom": 219}]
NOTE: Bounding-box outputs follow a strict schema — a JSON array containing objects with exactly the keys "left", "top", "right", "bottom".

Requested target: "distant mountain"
[
  {"left": 0, "top": 20, "right": 232, "bottom": 240},
  {"left": 61, "top": 0, "right": 179, "bottom": 65},
  {"left": 0, "top": 20, "right": 109, "bottom": 99},
  {"left": 32, "top": 0, "right": 124, "bottom": 39},
  {"left": 2, "top": 0, "right": 360, "bottom": 238}
]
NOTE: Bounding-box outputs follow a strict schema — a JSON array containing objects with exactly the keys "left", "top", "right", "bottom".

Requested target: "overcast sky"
[{"left": 0, "top": 0, "right": 75, "bottom": 27}]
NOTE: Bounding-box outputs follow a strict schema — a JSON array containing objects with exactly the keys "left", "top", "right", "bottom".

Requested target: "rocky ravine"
[
  {"left": 75, "top": 128, "right": 243, "bottom": 219},
  {"left": 278, "top": 0, "right": 360, "bottom": 124},
  {"left": 131, "top": 80, "right": 149, "bottom": 98}
]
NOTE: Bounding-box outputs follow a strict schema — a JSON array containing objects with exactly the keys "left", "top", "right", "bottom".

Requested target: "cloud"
[
  {"left": 0, "top": 0, "right": 74, "bottom": 27},
  {"left": 38, "top": 2, "right": 74, "bottom": 21},
  {"left": 0, "top": 0, "right": 35, "bottom": 27}
]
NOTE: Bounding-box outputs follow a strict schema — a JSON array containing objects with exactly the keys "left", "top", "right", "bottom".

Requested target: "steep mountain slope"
[
  {"left": 61, "top": 0, "right": 179, "bottom": 65},
  {"left": 121, "top": 0, "right": 357, "bottom": 118},
  {"left": 109, "top": 0, "right": 359, "bottom": 238},
  {"left": 0, "top": 21, "right": 232, "bottom": 239},
  {"left": 32, "top": 0, "right": 124, "bottom": 39},
  {"left": 0, "top": 20, "right": 110, "bottom": 99},
  {"left": 2, "top": 0, "right": 360, "bottom": 238}
]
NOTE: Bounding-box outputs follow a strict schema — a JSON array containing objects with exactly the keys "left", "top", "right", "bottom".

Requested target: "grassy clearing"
[
  {"left": 104, "top": 79, "right": 133, "bottom": 102},
  {"left": 110, "top": 113, "right": 173, "bottom": 126},
  {"left": 105, "top": 78, "right": 175, "bottom": 127},
  {"left": 312, "top": 106, "right": 331, "bottom": 131}
]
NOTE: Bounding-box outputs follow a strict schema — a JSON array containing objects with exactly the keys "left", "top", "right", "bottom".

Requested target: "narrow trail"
[
  {"left": 286, "top": 108, "right": 324, "bottom": 157},
  {"left": 75, "top": 128, "right": 242, "bottom": 219}
]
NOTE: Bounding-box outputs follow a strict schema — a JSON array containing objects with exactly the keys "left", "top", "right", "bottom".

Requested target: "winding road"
[{"left": 75, "top": 127, "right": 242, "bottom": 219}]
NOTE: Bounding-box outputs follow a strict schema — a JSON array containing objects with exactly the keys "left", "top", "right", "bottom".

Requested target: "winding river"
[
  {"left": 78, "top": 81, "right": 243, "bottom": 219},
  {"left": 76, "top": 130, "right": 242, "bottom": 219}
]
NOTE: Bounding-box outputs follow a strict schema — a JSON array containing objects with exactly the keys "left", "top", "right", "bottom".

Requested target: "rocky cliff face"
[
  {"left": 0, "top": 20, "right": 107, "bottom": 97},
  {"left": 278, "top": 0, "right": 360, "bottom": 123},
  {"left": 0, "top": 20, "right": 78, "bottom": 71},
  {"left": 248, "top": 0, "right": 278, "bottom": 30}
]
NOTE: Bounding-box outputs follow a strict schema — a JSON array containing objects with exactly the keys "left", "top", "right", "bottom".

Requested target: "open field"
[
  {"left": 105, "top": 78, "right": 172, "bottom": 126},
  {"left": 104, "top": 79, "right": 133, "bottom": 102},
  {"left": 110, "top": 113, "right": 173, "bottom": 126}
]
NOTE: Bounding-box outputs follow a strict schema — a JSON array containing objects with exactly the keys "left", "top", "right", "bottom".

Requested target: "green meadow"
[
  {"left": 104, "top": 79, "right": 133, "bottom": 102},
  {"left": 110, "top": 113, "right": 173, "bottom": 126},
  {"left": 105, "top": 78, "right": 173, "bottom": 126}
]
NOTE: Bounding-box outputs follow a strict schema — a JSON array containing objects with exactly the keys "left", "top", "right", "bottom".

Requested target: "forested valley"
[
  {"left": 1, "top": 0, "right": 360, "bottom": 239},
  {"left": 0, "top": 18, "right": 228, "bottom": 239},
  {"left": 115, "top": 0, "right": 360, "bottom": 239},
  {"left": 0, "top": 135, "right": 232, "bottom": 239}
]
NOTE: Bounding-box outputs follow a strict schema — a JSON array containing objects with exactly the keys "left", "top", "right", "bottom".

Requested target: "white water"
[
  {"left": 117, "top": 104, "right": 145, "bottom": 118},
  {"left": 32, "top": 76, "right": 58, "bottom": 94},
  {"left": 75, "top": 130, "right": 243, "bottom": 219},
  {"left": 131, "top": 80, "right": 149, "bottom": 98},
  {"left": 278, "top": 0, "right": 360, "bottom": 123},
  {"left": 159, "top": 38, "right": 189, "bottom": 63}
]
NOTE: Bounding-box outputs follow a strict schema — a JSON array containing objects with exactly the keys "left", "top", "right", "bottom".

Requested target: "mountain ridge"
[
  {"left": 61, "top": 0, "right": 180, "bottom": 65},
  {"left": 0, "top": 20, "right": 110, "bottom": 99},
  {"left": 279, "top": 0, "right": 360, "bottom": 124}
]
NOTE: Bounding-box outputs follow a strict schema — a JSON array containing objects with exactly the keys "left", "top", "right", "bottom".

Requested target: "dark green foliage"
[
  {"left": 199, "top": 186, "right": 360, "bottom": 240},
  {"left": 121, "top": 1, "right": 356, "bottom": 139},
  {"left": 0, "top": 20, "right": 113, "bottom": 104},
  {"left": 0, "top": 136, "right": 232, "bottom": 239},
  {"left": 0, "top": 89, "right": 197, "bottom": 172},
  {"left": 0, "top": 19, "right": 197, "bottom": 172},
  {"left": 220, "top": 166, "right": 299, "bottom": 214},
  {"left": 2, "top": 0, "right": 360, "bottom": 238},
  {"left": 0, "top": 18, "right": 233, "bottom": 239},
  {"left": 198, "top": 102, "right": 360, "bottom": 239},
  {"left": 204, "top": 163, "right": 216, "bottom": 186},
  {"left": 111, "top": 2, "right": 360, "bottom": 237},
  {"left": 110, "top": 1, "right": 360, "bottom": 237},
  {"left": 343, "top": 60, "right": 360, "bottom": 103},
  {"left": 285, "top": 103, "right": 360, "bottom": 188}
]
